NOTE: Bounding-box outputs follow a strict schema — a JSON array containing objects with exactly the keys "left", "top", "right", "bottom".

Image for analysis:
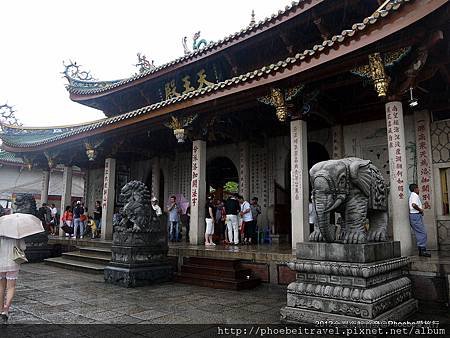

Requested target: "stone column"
[
  {"left": 151, "top": 158, "right": 160, "bottom": 199},
  {"left": 59, "top": 166, "right": 72, "bottom": 237},
  {"left": 40, "top": 169, "right": 50, "bottom": 204},
  {"left": 290, "top": 118, "right": 309, "bottom": 249},
  {"left": 189, "top": 140, "right": 206, "bottom": 245},
  {"left": 414, "top": 110, "right": 437, "bottom": 250},
  {"left": 101, "top": 158, "right": 116, "bottom": 240},
  {"left": 331, "top": 125, "right": 344, "bottom": 159},
  {"left": 385, "top": 101, "right": 413, "bottom": 255},
  {"left": 238, "top": 142, "right": 250, "bottom": 200}
]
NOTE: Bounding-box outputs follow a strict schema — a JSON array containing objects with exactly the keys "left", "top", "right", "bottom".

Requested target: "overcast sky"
[{"left": 0, "top": 0, "right": 290, "bottom": 127}]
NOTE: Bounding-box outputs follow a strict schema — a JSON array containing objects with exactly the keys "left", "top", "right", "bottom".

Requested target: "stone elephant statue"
[{"left": 309, "top": 157, "right": 387, "bottom": 244}]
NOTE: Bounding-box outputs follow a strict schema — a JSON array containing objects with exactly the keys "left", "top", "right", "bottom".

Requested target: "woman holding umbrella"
[{"left": 0, "top": 213, "right": 44, "bottom": 323}]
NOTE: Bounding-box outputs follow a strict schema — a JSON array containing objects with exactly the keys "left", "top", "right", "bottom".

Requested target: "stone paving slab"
[{"left": 3, "top": 263, "right": 286, "bottom": 326}]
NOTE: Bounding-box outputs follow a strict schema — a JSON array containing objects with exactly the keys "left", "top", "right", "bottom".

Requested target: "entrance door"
[{"left": 206, "top": 157, "right": 238, "bottom": 241}]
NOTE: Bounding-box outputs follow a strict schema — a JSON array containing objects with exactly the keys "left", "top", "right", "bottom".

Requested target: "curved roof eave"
[
  {"left": 3, "top": 0, "right": 445, "bottom": 153},
  {"left": 66, "top": 0, "right": 325, "bottom": 100}
]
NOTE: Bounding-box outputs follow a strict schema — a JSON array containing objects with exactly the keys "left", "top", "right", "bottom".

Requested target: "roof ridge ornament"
[
  {"left": 182, "top": 31, "right": 211, "bottom": 55},
  {"left": 250, "top": 10, "right": 256, "bottom": 26},
  {"left": 62, "top": 60, "right": 97, "bottom": 84},
  {"left": 134, "top": 53, "right": 156, "bottom": 74},
  {"left": 0, "top": 104, "right": 21, "bottom": 128}
]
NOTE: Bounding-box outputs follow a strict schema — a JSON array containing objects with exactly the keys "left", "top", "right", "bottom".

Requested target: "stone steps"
[
  {"left": 44, "top": 257, "right": 105, "bottom": 274},
  {"left": 175, "top": 257, "right": 261, "bottom": 290},
  {"left": 44, "top": 246, "right": 111, "bottom": 274}
]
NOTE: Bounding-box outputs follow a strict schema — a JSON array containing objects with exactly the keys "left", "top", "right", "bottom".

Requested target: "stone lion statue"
[
  {"left": 14, "top": 193, "right": 38, "bottom": 216},
  {"left": 114, "top": 181, "right": 155, "bottom": 233}
]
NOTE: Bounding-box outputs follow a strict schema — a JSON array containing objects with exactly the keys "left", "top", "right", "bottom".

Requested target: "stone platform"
[{"left": 281, "top": 241, "right": 417, "bottom": 323}]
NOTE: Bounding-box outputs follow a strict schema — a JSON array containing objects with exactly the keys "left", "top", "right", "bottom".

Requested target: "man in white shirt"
[
  {"left": 151, "top": 197, "right": 162, "bottom": 217},
  {"left": 408, "top": 184, "right": 431, "bottom": 257},
  {"left": 238, "top": 195, "right": 254, "bottom": 245}
]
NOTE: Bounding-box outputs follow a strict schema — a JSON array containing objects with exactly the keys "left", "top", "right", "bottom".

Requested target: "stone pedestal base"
[
  {"left": 104, "top": 263, "right": 173, "bottom": 288},
  {"left": 281, "top": 241, "right": 417, "bottom": 323},
  {"left": 25, "top": 233, "right": 51, "bottom": 262},
  {"left": 104, "top": 230, "right": 173, "bottom": 288}
]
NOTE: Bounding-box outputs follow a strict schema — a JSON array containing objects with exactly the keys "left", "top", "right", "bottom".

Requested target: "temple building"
[{"left": 0, "top": 0, "right": 449, "bottom": 260}]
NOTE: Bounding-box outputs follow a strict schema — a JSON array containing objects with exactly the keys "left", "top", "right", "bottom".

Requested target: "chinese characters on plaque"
[
  {"left": 416, "top": 120, "right": 432, "bottom": 209},
  {"left": 164, "top": 69, "right": 214, "bottom": 100},
  {"left": 102, "top": 160, "right": 109, "bottom": 209},
  {"left": 191, "top": 145, "right": 199, "bottom": 207},
  {"left": 292, "top": 124, "right": 300, "bottom": 201},
  {"left": 386, "top": 103, "right": 405, "bottom": 200}
]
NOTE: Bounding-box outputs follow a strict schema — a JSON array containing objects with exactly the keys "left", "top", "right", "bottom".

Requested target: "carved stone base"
[
  {"left": 104, "top": 230, "right": 173, "bottom": 287},
  {"left": 104, "top": 263, "right": 173, "bottom": 288},
  {"left": 24, "top": 233, "right": 51, "bottom": 262},
  {"left": 281, "top": 298, "right": 418, "bottom": 324},
  {"left": 282, "top": 242, "right": 417, "bottom": 323}
]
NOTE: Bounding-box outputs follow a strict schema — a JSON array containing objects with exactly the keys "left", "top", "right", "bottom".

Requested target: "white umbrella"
[{"left": 0, "top": 213, "right": 45, "bottom": 239}]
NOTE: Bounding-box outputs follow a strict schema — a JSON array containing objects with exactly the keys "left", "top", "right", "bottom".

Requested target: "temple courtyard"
[{"left": 2, "top": 263, "right": 449, "bottom": 335}]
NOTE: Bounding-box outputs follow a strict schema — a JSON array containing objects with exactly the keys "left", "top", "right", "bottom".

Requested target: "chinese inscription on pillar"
[
  {"left": 386, "top": 103, "right": 405, "bottom": 199},
  {"left": 191, "top": 145, "right": 199, "bottom": 207},
  {"left": 416, "top": 119, "right": 432, "bottom": 209},
  {"left": 292, "top": 125, "right": 300, "bottom": 201},
  {"left": 239, "top": 146, "right": 246, "bottom": 196},
  {"left": 102, "top": 161, "right": 109, "bottom": 209}
]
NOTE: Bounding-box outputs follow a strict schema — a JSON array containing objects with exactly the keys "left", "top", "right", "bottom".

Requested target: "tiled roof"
[
  {"left": 0, "top": 151, "right": 24, "bottom": 164},
  {"left": 66, "top": 0, "right": 317, "bottom": 96},
  {"left": 1, "top": 0, "right": 413, "bottom": 149}
]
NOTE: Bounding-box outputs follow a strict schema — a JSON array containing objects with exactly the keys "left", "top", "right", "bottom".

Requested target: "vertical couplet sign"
[
  {"left": 239, "top": 146, "right": 246, "bottom": 196},
  {"left": 102, "top": 160, "right": 109, "bottom": 209},
  {"left": 191, "top": 145, "right": 199, "bottom": 207},
  {"left": 292, "top": 124, "right": 301, "bottom": 201},
  {"left": 386, "top": 103, "right": 405, "bottom": 200},
  {"left": 416, "top": 119, "right": 432, "bottom": 209}
]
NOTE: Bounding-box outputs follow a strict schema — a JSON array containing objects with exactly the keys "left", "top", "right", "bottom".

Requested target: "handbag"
[{"left": 13, "top": 246, "right": 28, "bottom": 264}]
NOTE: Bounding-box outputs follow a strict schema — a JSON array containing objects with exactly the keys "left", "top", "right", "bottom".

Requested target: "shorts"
[
  {"left": 205, "top": 218, "right": 214, "bottom": 235},
  {"left": 0, "top": 271, "right": 19, "bottom": 280}
]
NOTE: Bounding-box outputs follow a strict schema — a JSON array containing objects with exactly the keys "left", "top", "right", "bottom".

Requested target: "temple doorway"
[
  {"left": 206, "top": 157, "right": 239, "bottom": 201},
  {"left": 206, "top": 157, "right": 238, "bottom": 242}
]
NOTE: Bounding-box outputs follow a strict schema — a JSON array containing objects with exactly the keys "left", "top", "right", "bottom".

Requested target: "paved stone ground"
[{"left": 7, "top": 263, "right": 285, "bottom": 325}]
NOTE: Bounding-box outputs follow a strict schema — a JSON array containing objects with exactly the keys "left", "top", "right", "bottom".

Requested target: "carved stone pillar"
[
  {"left": 189, "top": 140, "right": 206, "bottom": 245},
  {"left": 151, "top": 158, "right": 160, "bottom": 199},
  {"left": 414, "top": 110, "right": 437, "bottom": 250},
  {"left": 59, "top": 165, "right": 73, "bottom": 237},
  {"left": 290, "top": 118, "right": 309, "bottom": 249},
  {"left": 40, "top": 169, "right": 50, "bottom": 204},
  {"left": 385, "top": 101, "right": 413, "bottom": 255},
  {"left": 101, "top": 158, "right": 116, "bottom": 240},
  {"left": 331, "top": 125, "right": 344, "bottom": 159},
  {"left": 238, "top": 142, "right": 250, "bottom": 200}
]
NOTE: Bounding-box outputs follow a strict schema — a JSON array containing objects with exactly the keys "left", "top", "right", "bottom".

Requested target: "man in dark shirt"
[
  {"left": 224, "top": 193, "right": 240, "bottom": 245},
  {"left": 72, "top": 201, "right": 85, "bottom": 239},
  {"left": 93, "top": 201, "right": 102, "bottom": 238}
]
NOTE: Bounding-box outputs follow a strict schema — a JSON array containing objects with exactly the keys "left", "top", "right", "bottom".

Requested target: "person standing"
[
  {"left": 224, "top": 193, "right": 240, "bottom": 245},
  {"left": 205, "top": 196, "right": 216, "bottom": 246},
  {"left": 239, "top": 195, "right": 253, "bottom": 245},
  {"left": 72, "top": 201, "right": 85, "bottom": 239},
  {"left": 250, "top": 197, "right": 261, "bottom": 244},
  {"left": 93, "top": 201, "right": 102, "bottom": 238},
  {"left": 167, "top": 195, "right": 180, "bottom": 242},
  {"left": 409, "top": 184, "right": 431, "bottom": 257},
  {"left": 0, "top": 235, "right": 26, "bottom": 323},
  {"left": 61, "top": 206, "right": 73, "bottom": 237},
  {"left": 50, "top": 203, "right": 58, "bottom": 236},
  {"left": 151, "top": 197, "right": 162, "bottom": 217}
]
